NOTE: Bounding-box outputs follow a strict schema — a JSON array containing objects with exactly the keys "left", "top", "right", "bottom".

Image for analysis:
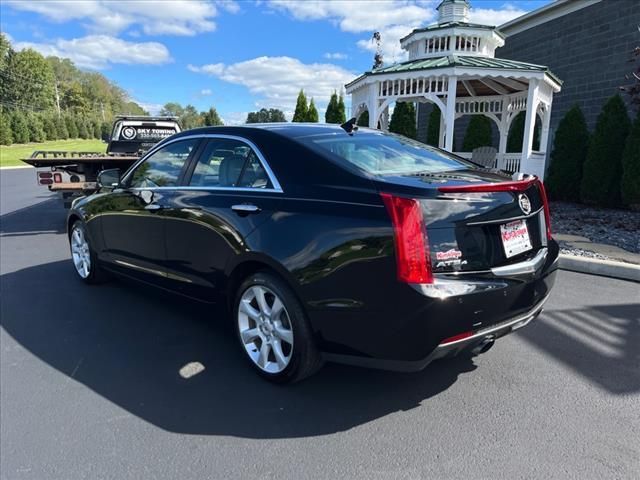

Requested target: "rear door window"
[{"left": 189, "top": 138, "right": 271, "bottom": 189}]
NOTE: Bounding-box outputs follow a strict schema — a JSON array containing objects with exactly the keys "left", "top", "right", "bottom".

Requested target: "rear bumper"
[
  {"left": 316, "top": 242, "right": 559, "bottom": 371},
  {"left": 323, "top": 291, "right": 549, "bottom": 372}
]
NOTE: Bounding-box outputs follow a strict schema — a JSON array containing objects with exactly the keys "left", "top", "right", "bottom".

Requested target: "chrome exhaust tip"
[{"left": 471, "top": 336, "right": 495, "bottom": 356}]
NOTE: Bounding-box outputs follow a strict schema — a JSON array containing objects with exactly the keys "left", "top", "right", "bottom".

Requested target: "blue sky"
[{"left": 1, "top": 0, "right": 551, "bottom": 123}]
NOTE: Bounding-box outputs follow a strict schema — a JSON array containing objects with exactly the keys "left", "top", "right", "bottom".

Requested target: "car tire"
[
  {"left": 69, "top": 221, "right": 108, "bottom": 285},
  {"left": 234, "top": 272, "right": 323, "bottom": 384}
]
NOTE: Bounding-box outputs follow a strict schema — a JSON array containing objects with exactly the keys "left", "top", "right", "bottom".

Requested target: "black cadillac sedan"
[{"left": 67, "top": 123, "right": 558, "bottom": 383}]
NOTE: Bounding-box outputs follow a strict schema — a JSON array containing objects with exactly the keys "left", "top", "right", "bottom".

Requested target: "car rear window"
[{"left": 300, "top": 131, "right": 473, "bottom": 175}]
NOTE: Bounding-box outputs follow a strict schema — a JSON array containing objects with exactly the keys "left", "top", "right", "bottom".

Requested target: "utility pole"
[{"left": 54, "top": 82, "right": 61, "bottom": 118}]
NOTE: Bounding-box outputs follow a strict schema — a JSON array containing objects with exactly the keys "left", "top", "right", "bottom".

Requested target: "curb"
[
  {"left": 559, "top": 254, "right": 640, "bottom": 283},
  {"left": 0, "top": 165, "right": 33, "bottom": 170}
]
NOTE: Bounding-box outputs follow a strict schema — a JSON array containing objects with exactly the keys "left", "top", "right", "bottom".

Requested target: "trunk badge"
[{"left": 518, "top": 194, "right": 532, "bottom": 215}]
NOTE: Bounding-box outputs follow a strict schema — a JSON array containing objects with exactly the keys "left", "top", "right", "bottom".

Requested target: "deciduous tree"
[{"left": 202, "top": 106, "right": 223, "bottom": 126}]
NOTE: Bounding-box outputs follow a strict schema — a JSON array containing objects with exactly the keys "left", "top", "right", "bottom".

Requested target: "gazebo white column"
[
  {"left": 366, "top": 84, "right": 379, "bottom": 129},
  {"left": 444, "top": 76, "right": 457, "bottom": 151},
  {"left": 539, "top": 103, "right": 552, "bottom": 157},
  {"left": 520, "top": 79, "right": 540, "bottom": 174}
]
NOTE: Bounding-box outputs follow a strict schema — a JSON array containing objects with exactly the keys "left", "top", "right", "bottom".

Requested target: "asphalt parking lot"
[{"left": 1, "top": 168, "right": 639, "bottom": 480}]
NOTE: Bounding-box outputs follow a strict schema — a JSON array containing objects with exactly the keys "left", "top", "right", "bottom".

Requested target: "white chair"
[{"left": 471, "top": 146, "right": 498, "bottom": 169}]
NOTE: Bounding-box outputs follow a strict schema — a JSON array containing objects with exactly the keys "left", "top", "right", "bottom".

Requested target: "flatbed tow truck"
[{"left": 22, "top": 116, "right": 181, "bottom": 207}]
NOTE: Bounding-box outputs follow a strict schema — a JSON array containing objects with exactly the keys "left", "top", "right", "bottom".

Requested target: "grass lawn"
[{"left": 0, "top": 139, "right": 106, "bottom": 168}]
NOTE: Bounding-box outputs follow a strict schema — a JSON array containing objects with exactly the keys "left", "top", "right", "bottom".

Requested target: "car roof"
[{"left": 169, "top": 123, "right": 377, "bottom": 140}]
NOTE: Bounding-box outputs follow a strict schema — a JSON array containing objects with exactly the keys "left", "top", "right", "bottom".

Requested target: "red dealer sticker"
[{"left": 436, "top": 248, "right": 463, "bottom": 261}]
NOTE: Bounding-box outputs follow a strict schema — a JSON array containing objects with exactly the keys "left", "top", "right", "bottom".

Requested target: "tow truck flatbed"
[{"left": 21, "top": 150, "right": 139, "bottom": 168}]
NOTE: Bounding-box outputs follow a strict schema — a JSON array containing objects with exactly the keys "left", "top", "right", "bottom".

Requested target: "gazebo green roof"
[{"left": 345, "top": 55, "right": 562, "bottom": 89}]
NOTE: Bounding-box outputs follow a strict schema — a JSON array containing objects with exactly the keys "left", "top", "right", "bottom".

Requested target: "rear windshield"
[{"left": 299, "top": 131, "right": 472, "bottom": 175}]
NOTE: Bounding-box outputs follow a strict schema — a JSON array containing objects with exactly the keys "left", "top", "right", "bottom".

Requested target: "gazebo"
[{"left": 345, "top": 0, "right": 562, "bottom": 178}]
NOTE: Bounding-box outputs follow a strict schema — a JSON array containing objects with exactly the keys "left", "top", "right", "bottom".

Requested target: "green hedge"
[
  {"left": 545, "top": 105, "right": 589, "bottom": 201},
  {"left": 621, "top": 111, "right": 640, "bottom": 208},
  {"left": 580, "top": 95, "right": 631, "bottom": 207}
]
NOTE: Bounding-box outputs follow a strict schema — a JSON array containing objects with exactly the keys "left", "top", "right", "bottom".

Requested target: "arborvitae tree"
[
  {"left": 202, "top": 107, "right": 223, "bottom": 126},
  {"left": 426, "top": 107, "right": 440, "bottom": 146},
  {"left": 545, "top": 105, "right": 589, "bottom": 201},
  {"left": 0, "top": 112, "right": 13, "bottom": 145},
  {"left": 92, "top": 119, "right": 102, "bottom": 138},
  {"left": 462, "top": 115, "right": 493, "bottom": 151},
  {"left": 580, "top": 94, "right": 631, "bottom": 206},
  {"left": 292, "top": 90, "right": 308, "bottom": 122},
  {"left": 26, "top": 112, "right": 46, "bottom": 142},
  {"left": 336, "top": 93, "right": 346, "bottom": 124},
  {"left": 77, "top": 118, "right": 90, "bottom": 139},
  {"left": 65, "top": 114, "right": 78, "bottom": 138},
  {"left": 11, "top": 111, "right": 29, "bottom": 143},
  {"left": 56, "top": 115, "right": 69, "bottom": 139},
  {"left": 306, "top": 98, "right": 319, "bottom": 122},
  {"left": 42, "top": 114, "right": 58, "bottom": 140},
  {"left": 621, "top": 110, "right": 640, "bottom": 208},
  {"left": 357, "top": 110, "right": 369, "bottom": 127},
  {"left": 507, "top": 112, "right": 541, "bottom": 152},
  {"left": 389, "top": 101, "right": 417, "bottom": 139},
  {"left": 325, "top": 91, "right": 339, "bottom": 123}
]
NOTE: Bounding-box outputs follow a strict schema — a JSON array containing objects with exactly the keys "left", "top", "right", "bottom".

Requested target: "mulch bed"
[{"left": 550, "top": 201, "right": 640, "bottom": 254}]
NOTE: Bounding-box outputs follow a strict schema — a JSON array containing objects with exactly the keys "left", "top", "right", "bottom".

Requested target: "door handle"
[
  {"left": 144, "top": 203, "right": 164, "bottom": 211},
  {"left": 231, "top": 204, "right": 261, "bottom": 214}
]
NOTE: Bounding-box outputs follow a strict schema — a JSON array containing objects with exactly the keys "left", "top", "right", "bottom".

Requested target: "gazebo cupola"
[
  {"left": 401, "top": 0, "right": 505, "bottom": 61},
  {"left": 345, "top": 0, "right": 562, "bottom": 179},
  {"left": 438, "top": 0, "right": 470, "bottom": 23}
]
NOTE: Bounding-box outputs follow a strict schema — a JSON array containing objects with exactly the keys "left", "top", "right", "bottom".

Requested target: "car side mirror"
[
  {"left": 101, "top": 132, "right": 111, "bottom": 143},
  {"left": 97, "top": 168, "right": 121, "bottom": 189}
]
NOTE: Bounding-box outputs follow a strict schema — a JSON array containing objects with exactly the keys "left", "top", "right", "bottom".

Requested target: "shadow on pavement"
[
  {"left": 519, "top": 301, "right": 640, "bottom": 394},
  {"left": 1, "top": 259, "right": 476, "bottom": 438},
  {"left": 0, "top": 198, "right": 65, "bottom": 237}
]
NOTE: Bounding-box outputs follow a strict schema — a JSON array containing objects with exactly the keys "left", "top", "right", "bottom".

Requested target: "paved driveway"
[{"left": 1, "top": 168, "right": 639, "bottom": 479}]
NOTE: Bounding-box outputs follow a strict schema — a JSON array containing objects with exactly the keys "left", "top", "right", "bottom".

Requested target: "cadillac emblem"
[{"left": 518, "top": 194, "right": 532, "bottom": 215}]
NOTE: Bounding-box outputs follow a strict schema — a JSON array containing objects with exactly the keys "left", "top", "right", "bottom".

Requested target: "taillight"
[
  {"left": 53, "top": 173, "right": 62, "bottom": 183},
  {"left": 381, "top": 193, "right": 433, "bottom": 284},
  {"left": 536, "top": 179, "right": 552, "bottom": 240}
]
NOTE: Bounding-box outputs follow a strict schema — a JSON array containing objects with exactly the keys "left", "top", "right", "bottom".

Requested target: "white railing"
[
  {"left": 498, "top": 153, "right": 521, "bottom": 173},
  {"left": 378, "top": 76, "right": 448, "bottom": 98},
  {"left": 454, "top": 152, "right": 522, "bottom": 173}
]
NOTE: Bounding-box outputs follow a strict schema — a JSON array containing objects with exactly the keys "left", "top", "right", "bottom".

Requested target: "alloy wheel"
[
  {"left": 71, "top": 226, "right": 91, "bottom": 279},
  {"left": 237, "top": 285, "right": 294, "bottom": 374}
]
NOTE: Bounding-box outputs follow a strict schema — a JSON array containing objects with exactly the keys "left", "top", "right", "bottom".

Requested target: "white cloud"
[
  {"left": 222, "top": 111, "right": 249, "bottom": 125},
  {"left": 200, "top": 88, "right": 213, "bottom": 96},
  {"left": 13, "top": 35, "right": 172, "bottom": 69},
  {"left": 189, "top": 56, "right": 355, "bottom": 118},
  {"left": 469, "top": 5, "right": 528, "bottom": 26},
  {"left": 323, "top": 52, "right": 348, "bottom": 60},
  {"left": 4, "top": 0, "right": 232, "bottom": 36},
  {"left": 267, "top": 0, "right": 437, "bottom": 65},
  {"left": 135, "top": 101, "right": 164, "bottom": 115}
]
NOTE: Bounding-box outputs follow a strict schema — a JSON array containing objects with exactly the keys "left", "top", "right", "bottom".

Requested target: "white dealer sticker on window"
[{"left": 500, "top": 219, "right": 532, "bottom": 258}]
